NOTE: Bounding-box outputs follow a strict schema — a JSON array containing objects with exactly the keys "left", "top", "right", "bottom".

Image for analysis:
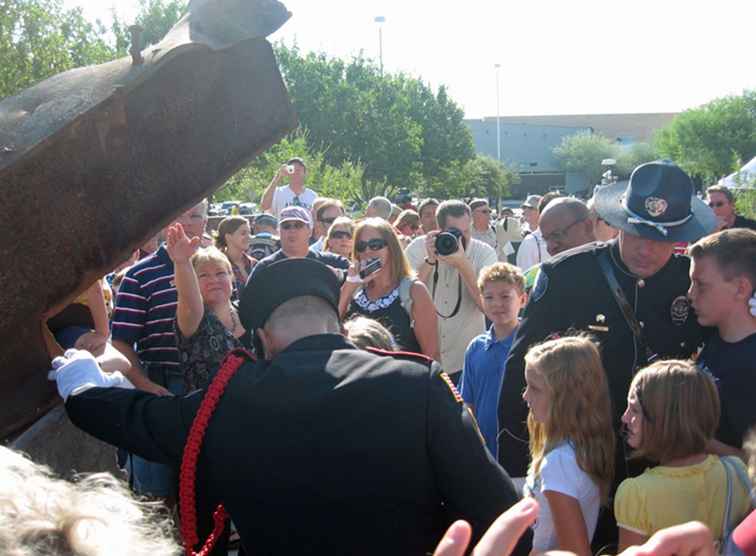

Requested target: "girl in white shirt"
[{"left": 522, "top": 335, "right": 615, "bottom": 556}]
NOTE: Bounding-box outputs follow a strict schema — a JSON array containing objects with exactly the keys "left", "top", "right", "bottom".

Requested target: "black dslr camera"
[{"left": 435, "top": 227, "right": 465, "bottom": 256}]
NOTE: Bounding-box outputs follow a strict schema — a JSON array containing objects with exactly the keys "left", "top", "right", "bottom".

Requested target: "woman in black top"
[{"left": 339, "top": 218, "right": 439, "bottom": 359}]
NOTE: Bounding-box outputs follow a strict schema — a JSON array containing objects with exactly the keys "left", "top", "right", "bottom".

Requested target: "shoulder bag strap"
[{"left": 596, "top": 250, "right": 644, "bottom": 341}]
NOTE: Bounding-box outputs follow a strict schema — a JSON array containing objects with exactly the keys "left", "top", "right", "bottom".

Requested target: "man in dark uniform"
[
  {"left": 52, "top": 258, "right": 524, "bottom": 556},
  {"left": 497, "top": 161, "right": 719, "bottom": 485}
]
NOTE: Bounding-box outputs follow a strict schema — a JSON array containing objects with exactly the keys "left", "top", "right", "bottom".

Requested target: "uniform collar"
[{"left": 279, "top": 333, "right": 354, "bottom": 355}]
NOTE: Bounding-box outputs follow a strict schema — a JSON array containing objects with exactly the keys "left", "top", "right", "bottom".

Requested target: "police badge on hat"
[
  {"left": 644, "top": 197, "right": 668, "bottom": 218},
  {"left": 670, "top": 295, "right": 690, "bottom": 326}
]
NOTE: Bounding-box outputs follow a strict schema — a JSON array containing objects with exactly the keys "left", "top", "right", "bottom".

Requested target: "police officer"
[
  {"left": 53, "top": 258, "right": 525, "bottom": 556},
  {"left": 497, "top": 161, "right": 719, "bottom": 484}
]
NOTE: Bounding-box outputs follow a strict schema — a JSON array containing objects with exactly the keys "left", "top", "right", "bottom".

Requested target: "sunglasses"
[
  {"left": 280, "top": 221, "right": 306, "bottom": 230},
  {"left": 355, "top": 238, "right": 387, "bottom": 253},
  {"left": 319, "top": 217, "right": 337, "bottom": 226},
  {"left": 708, "top": 201, "right": 726, "bottom": 208},
  {"left": 331, "top": 230, "right": 352, "bottom": 240}
]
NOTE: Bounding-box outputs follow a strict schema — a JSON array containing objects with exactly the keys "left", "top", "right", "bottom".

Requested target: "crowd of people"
[{"left": 5, "top": 156, "right": 756, "bottom": 555}]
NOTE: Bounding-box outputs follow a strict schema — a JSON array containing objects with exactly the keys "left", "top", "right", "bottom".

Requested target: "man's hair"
[
  {"left": 394, "top": 209, "right": 420, "bottom": 230},
  {"left": 537, "top": 192, "right": 562, "bottom": 214},
  {"left": 367, "top": 196, "right": 393, "bottom": 220},
  {"left": 705, "top": 185, "right": 734, "bottom": 203},
  {"left": 266, "top": 295, "right": 340, "bottom": 334},
  {"left": 478, "top": 262, "right": 525, "bottom": 294},
  {"left": 417, "top": 198, "right": 439, "bottom": 216},
  {"left": 0, "top": 446, "right": 179, "bottom": 556},
  {"left": 469, "top": 198, "right": 489, "bottom": 212},
  {"left": 315, "top": 198, "right": 344, "bottom": 222},
  {"left": 688, "top": 228, "right": 756, "bottom": 286},
  {"left": 344, "top": 316, "right": 397, "bottom": 351},
  {"left": 190, "top": 246, "right": 232, "bottom": 274},
  {"left": 629, "top": 359, "right": 720, "bottom": 463},
  {"left": 436, "top": 200, "right": 471, "bottom": 229}
]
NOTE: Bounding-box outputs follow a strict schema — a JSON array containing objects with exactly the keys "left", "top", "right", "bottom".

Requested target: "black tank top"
[{"left": 348, "top": 286, "right": 421, "bottom": 353}]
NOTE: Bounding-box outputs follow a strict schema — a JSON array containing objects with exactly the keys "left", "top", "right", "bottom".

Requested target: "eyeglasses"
[
  {"left": 319, "top": 217, "right": 337, "bottom": 226},
  {"left": 355, "top": 238, "right": 387, "bottom": 253},
  {"left": 708, "top": 201, "right": 726, "bottom": 208},
  {"left": 331, "top": 230, "right": 352, "bottom": 240},
  {"left": 280, "top": 221, "right": 306, "bottom": 230},
  {"left": 542, "top": 218, "right": 585, "bottom": 243}
]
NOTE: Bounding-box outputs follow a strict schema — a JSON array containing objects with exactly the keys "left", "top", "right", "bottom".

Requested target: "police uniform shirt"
[
  {"left": 65, "top": 334, "right": 524, "bottom": 556},
  {"left": 497, "top": 240, "right": 706, "bottom": 479}
]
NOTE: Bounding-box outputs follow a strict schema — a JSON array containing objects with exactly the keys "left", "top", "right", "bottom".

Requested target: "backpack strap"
[{"left": 399, "top": 277, "right": 415, "bottom": 326}]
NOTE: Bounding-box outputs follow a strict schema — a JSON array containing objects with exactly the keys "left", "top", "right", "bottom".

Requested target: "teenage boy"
[
  {"left": 688, "top": 228, "right": 756, "bottom": 460},
  {"left": 460, "top": 262, "right": 527, "bottom": 458}
]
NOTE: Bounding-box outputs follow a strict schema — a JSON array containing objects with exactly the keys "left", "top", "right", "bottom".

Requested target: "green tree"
[
  {"left": 111, "top": 0, "right": 188, "bottom": 56},
  {"left": 274, "top": 43, "right": 474, "bottom": 195},
  {"left": 0, "top": 0, "right": 115, "bottom": 98},
  {"left": 615, "top": 142, "right": 659, "bottom": 178},
  {"left": 553, "top": 131, "right": 619, "bottom": 186},
  {"left": 655, "top": 90, "right": 756, "bottom": 183}
]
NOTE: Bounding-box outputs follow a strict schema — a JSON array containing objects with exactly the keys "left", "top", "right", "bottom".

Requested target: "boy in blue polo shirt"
[{"left": 460, "top": 262, "right": 527, "bottom": 458}]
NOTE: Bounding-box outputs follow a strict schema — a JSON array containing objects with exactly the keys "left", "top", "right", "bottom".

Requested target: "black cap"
[{"left": 239, "top": 258, "right": 340, "bottom": 332}]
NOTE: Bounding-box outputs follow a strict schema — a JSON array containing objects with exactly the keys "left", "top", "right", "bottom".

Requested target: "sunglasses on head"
[
  {"left": 331, "top": 230, "right": 352, "bottom": 240},
  {"left": 280, "top": 221, "right": 306, "bottom": 230},
  {"left": 355, "top": 238, "right": 387, "bottom": 253},
  {"left": 708, "top": 201, "right": 726, "bottom": 208}
]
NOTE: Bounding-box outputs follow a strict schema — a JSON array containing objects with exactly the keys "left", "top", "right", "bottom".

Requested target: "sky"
[{"left": 66, "top": 0, "right": 755, "bottom": 119}]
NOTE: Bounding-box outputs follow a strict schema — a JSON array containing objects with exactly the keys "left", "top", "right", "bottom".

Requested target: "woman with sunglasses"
[
  {"left": 339, "top": 218, "right": 440, "bottom": 360},
  {"left": 324, "top": 216, "right": 355, "bottom": 259}
]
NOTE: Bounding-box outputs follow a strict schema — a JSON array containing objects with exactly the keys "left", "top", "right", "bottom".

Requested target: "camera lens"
[{"left": 435, "top": 231, "right": 458, "bottom": 256}]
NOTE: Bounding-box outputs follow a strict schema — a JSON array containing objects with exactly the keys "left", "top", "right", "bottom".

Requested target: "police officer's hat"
[
  {"left": 239, "top": 258, "right": 340, "bottom": 332},
  {"left": 594, "top": 160, "right": 717, "bottom": 242}
]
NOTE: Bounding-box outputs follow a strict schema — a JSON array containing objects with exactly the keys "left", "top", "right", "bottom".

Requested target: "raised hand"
[{"left": 165, "top": 222, "right": 202, "bottom": 264}]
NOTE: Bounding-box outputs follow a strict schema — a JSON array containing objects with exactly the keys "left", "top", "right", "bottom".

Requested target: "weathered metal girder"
[{"left": 0, "top": 0, "right": 297, "bottom": 439}]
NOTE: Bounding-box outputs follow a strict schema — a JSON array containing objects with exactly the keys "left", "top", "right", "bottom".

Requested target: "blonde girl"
[
  {"left": 523, "top": 335, "right": 615, "bottom": 556},
  {"left": 616, "top": 360, "right": 752, "bottom": 551}
]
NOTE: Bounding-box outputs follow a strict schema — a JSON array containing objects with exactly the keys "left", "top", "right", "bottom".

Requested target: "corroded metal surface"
[{"left": 0, "top": 0, "right": 297, "bottom": 439}]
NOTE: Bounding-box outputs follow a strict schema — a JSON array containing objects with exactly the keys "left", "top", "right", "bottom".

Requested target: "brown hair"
[
  {"left": 705, "top": 185, "right": 735, "bottom": 204},
  {"left": 394, "top": 209, "right": 420, "bottom": 231},
  {"left": 630, "top": 359, "right": 720, "bottom": 463},
  {"left": 215, "top": 216, "right": 249, "bottom": 250},
  {"left": 436, "top": 200, "right": 471, "bottom": 229},
  {"left": 418, "top": 198, "right": 439, "bottom": 217},
  {"left": 525, "top": 335, "right": 615, "bottom": 502},
  {"left": 325, "top": 217, "right": 355, "bottom": 253},
  {"left": 315, "top": 198, "right": 344, "bottom": 222},
  {"left": 352, "top": 218, "right": 414, "bottom": 283},
  {"left": 478, "top": 262, "right": 525, "bottom": 293},
  {"left": 688, "top": 228, "right": 756, "bottom": 286}
]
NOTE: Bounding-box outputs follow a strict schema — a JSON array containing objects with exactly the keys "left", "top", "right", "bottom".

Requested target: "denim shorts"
[{"left": 127, "top": 373, "right": 186, "bottom": 497}]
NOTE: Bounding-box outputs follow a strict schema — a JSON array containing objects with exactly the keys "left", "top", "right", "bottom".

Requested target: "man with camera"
[
  {"left": 260, "top": 157, "right": 318, "bottom": 218},
  {"left": 406, "top": 200, "right": 497, "bottom": 378}
]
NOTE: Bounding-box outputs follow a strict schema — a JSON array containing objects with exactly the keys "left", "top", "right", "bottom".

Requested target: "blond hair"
[
  {"left": 630, "top": 359, "right": 720, "bottom": 463},
  {"left": 344, "top": 316, "right": 397, "bottom": 351},
  {"left": 0, "top": 446, "right": 179, "bottom": 556},
  {"left": 478, "top": 262, "right": 525, "bottom": 293},
  {"left": 325, "top": 217, "right": 355, "bottom": 252},
  {"left": 525, "top": 335, "right": 615, "bottom": 502},
  {"left": 190, "top": 246, "right": 232, "bottom": 274},
  {"left": 352, "top": 218, "right": 414, "bottom": 283}
]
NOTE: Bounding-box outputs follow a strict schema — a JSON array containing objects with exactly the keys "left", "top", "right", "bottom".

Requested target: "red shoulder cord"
[{"left": 178, "top": 348, "right": 255, "bottom": 556}]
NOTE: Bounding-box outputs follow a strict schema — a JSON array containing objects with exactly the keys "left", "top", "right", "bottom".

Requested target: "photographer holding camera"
[{"left": 406, "top": 200, "right": 497, "bottom": 378}]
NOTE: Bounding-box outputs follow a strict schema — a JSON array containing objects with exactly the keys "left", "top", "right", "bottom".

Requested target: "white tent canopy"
[{"left": 719, "top": 156, "right": 756, "bottom": 189}]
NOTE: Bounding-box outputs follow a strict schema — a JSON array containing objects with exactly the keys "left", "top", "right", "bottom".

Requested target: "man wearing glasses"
[
  {"left": 706, "top": 185, "right": 756, "bottom": 231},
  {"left": 538, "top": 198, "right": 596, "bottom": 257},
  {"left": 469, "top": 199, "right": 497, "bottom": 249},
  {"left": 250, "top": 206, "right": 349, "bottom": 279},
  {"left": 310, "top": 198, "right": 344, "bottom": 253},
  {"left": 260, "top": 157, "right": 318, "bottom": 218}
]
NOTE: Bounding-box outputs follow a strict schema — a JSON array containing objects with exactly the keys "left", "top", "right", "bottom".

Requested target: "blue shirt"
[
  {"left": 460, "top": 325, "right": 517, "bottom": 458},
  {"left": 111, "top": 246, "right": 181, "bottom": 380}
]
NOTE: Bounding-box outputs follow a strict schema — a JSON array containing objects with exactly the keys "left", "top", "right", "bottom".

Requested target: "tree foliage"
[
  {"left": 274, "top": 43, "right": 475, "bottom": 194},
  {"left": 655, "top": 90, "right": 756, "bottom": 183},
  {"left": 111, "top": 0, "right": 188, "bottom": 56},
  {"left": 0, "top": 0, "right": 115, "bottom": 98}
]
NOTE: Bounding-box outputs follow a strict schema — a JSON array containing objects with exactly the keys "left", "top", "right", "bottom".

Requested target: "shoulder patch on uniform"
[
  {"left": 531, "top": 269, "right": 549, "bottom": 303},
  {"left": 439, "top": 372, "right": 464, "bottom": 403}
]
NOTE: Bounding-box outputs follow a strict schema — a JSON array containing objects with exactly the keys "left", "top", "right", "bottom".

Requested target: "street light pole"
[
  {"left": 374, "top": 16, "right": 386, "bottom": 76},
  {"left": 495, "top": 63, "right": 501, "bottom": 162}
]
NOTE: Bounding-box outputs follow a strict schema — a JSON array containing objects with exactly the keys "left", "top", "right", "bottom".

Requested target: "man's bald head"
[{"left": 539, "top": 197, "right": 595, "bottom": 256}]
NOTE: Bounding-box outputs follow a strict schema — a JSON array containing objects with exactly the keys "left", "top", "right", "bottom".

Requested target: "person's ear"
[
  {"left": 734, "top": 276, "right": 754, "bottom": 302},
  {"left": 256, "top": 328, "right": 274, "bottom": 361}
]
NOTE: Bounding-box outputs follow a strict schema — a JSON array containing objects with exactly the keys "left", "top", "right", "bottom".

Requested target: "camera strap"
[{"left": 432, "top": 265, "right": 463, "bottom": 319}]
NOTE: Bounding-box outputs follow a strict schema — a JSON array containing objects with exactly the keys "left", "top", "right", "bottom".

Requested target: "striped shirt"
[{"left": 111, "top": 246, "right": 181, "bottom": 378}]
